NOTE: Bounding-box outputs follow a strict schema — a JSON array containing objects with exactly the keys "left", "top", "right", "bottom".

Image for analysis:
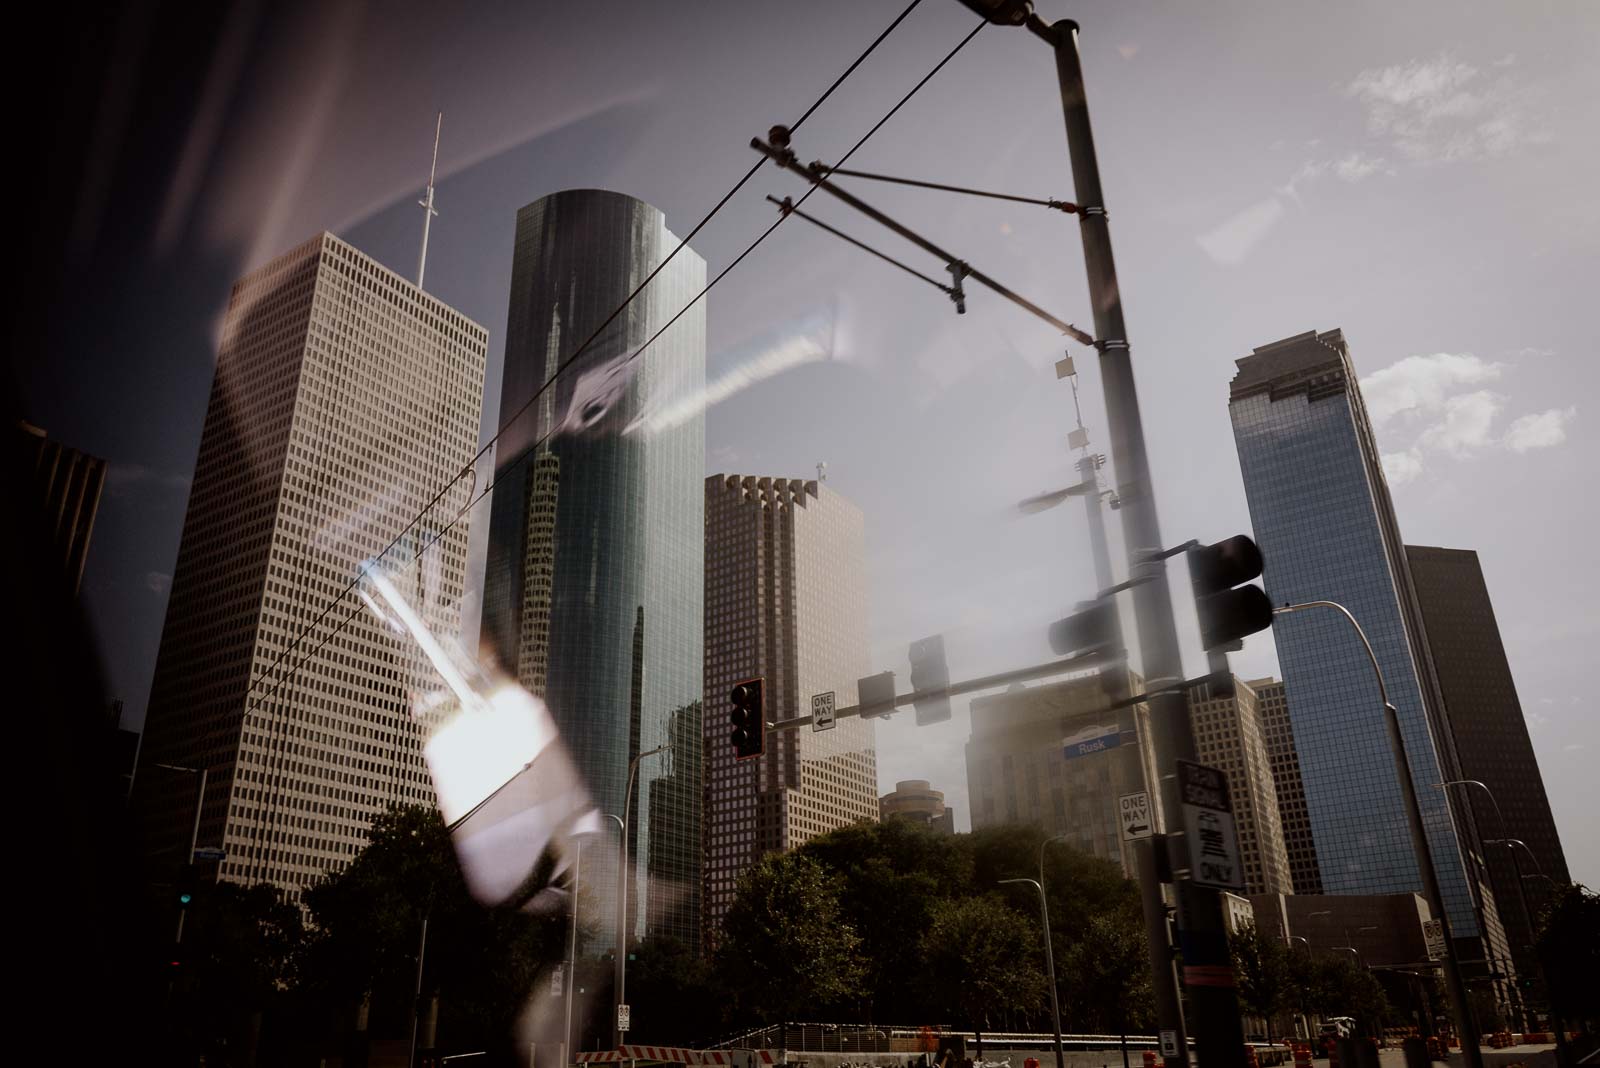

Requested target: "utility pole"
[{"left": 416, "top": 111, "right": 441, "bottom": 289}]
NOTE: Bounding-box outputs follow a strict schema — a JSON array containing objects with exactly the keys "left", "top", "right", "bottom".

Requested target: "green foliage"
[
  {"left": 1533, "top": 883, "right": 1599, "bottom": 1029},
  {"left": 1064, "top": 911, "right": 1156, "bottom": 1035},
  {"left": 715, "top": 851, "right": 868, "bottom": 1022},
  {"left": 627, "top": 936, "right": 723, "bottom": 1045},
  {"left": 1230, "top": 923, "right": 1293, "bottom": 1041},
  {"left": 918, "top": 894, "right": 1046, "bottom": 1041},
  {"left": 176, "top": 879, "right": 305, "bottom": 1057}
]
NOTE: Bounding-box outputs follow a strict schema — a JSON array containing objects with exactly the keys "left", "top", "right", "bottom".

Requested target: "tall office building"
[
  {"left": 1406, "top": 544, "right": 1569, "bottom": 982},
  {"left": 481, "top": 190, "right": 706, "bottom": 950},
  {"left": 702, "top": 474, "right": 878, "bottom": 948},
  {"left": 138, "top": 233, "right": 487, "bottom": 902},
  {"left": 1228, "top": 328, "right": 1509, "bottom": 992},
  {"left": 880, "top": 779, "right": 956, "bottom": 834},
  {"left": 1188, "top": 677, "right": 1293, "bottom": 896},
  {"left": 966, "top": 671, "right": 1161, "bottom": 878},
  {"left": 19, "top": 420, "right": 106, "bottom": 595},
  {"left": 1249, "top": 677, "right": 1324, "bottom": 895}
]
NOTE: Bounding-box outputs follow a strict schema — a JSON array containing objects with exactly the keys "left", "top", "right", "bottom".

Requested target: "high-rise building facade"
[
  {"left": 481, "top": 190, "right": 706, "bottom": 949},
  {"left": 1228, "top": 328, "right": 1508, "bottom": 980},
  {"left": 966, "top": 671, "right": 1161, "bottom": 878},
  {"left": 138, "top": 233, "right": 487, "bottom": 903},
  {"left": 1188, "top": 677, "right": 1293, "bottom": 896},
  {"left": 880, "top": 779, "right": 956, "bottom": 834},
  {"left": 19, "top": 420, "right": 106, "bottom": 595},
  {"left": 1406, "top": 544, "right": 1569, "bottom": 983},
  {"left": 1249, "top": 677, "right": 1324, "bottom": 895},
  {"left": 702, "top": 474, "right": 878, "bottom": 948}
]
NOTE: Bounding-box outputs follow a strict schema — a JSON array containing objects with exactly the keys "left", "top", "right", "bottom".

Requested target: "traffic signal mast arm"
[{"left": 765, "top": 647, "right": 1104, "bottom": 732}]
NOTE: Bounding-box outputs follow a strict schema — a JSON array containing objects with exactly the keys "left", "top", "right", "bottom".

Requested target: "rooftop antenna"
[
  {"left": 416, "top": 112, "right": 442, "bottom": 289},
  {"left": 816, "top": 461, "right": 828, "bottom": 483}
]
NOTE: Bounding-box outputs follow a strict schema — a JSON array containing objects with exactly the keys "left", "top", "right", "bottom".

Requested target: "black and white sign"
[
  {"left": 1119, "top": 792, "right": 1153, "bottom": 841},
  {"left": 617, "top": 1003, "right": 630, "bottom": 1032},
  {"left": 1160, "top": 1031, "right": 1179, "bottom": 1058},
  {"left": 1177, "top": 760, "right": 1245, "bottom": 891},
  {"left": 550, "top": 965, "right": 564, "bottom": 997},
  {"left": 812, "top": 691, "right": 836, "bottom": 732},
  {"left": 1422, "top": 918, "right": 1446, "bottom": 961}
]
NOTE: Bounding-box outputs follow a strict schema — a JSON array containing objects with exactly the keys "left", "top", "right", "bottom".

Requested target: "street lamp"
[
  {"left": 1000, "top": 878, "right": 1064, "bottom": 1068},
  {"left": 1273, "top": 601, "right": 1482, "bottom": 1068},
  {"left": 565, "top": 826, "right": 605, "bottom": 1066},
  {"left": 615, "top": 745, "right": 670, "bottom": 1047},
  {"left": 151, "top": 762, "right": 208, "bottom": 943}
]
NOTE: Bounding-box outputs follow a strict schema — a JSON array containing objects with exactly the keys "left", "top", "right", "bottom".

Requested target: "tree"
[
  {"left": 1064, "top": 911, "right": 1156, "bottom": 1047},
  {"left": 919, "top": 895, "right": 1045, "bottom": 1055},
  {"left": 627, "top": 936, "right": 723, "bottom": 1045},
  {"left": 1533, "top": 883, "right": 1598, "bottom": 1034},
  {"left": 1298, "top": 955, "right": 1389, "bottom": 1037},
  {"left": 177, "top": 880, "right": 305, "bottom": 1062},
  {"left": 716, "top": 851, "right": 867, "bottom": 1024},
  {"left": 1230, "top": 923, "right": 1293, "bottom": 1042}
]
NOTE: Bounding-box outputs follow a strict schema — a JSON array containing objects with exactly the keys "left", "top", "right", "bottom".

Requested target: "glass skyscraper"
[
  {"left": 481, "top": 190, "right": 705, "bottom": 950},
  {"left": 1228, "top": 329, "right": 1500, "bottom": 955}
]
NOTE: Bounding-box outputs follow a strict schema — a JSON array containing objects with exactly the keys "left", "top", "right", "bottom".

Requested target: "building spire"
[{"left": 416, "top": 112, "right": 442, "bottom": 289}]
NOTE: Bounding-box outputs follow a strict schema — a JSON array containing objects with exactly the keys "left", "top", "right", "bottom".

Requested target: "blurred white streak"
[
  {"left": 1195, "top": 198, "right": 1284, "bottom": 266},
  {"left": 153, "top": 0, "right": 262, "bottom": 254},
  {"left": 625, "top": 332, "right": 828, "bottom": 437}
]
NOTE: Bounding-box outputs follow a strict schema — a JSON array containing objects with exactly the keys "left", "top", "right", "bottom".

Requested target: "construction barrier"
[
  {"left": 576, "top": 1048, "right": 779, "bottom": 1065},
  {"left": 1245, "top": 1046, "right": 1260, "bottom": 1068},
  {"left": 1143, "top": 1052, "right": 1158, "bottom": 1068},
  {"left": 1292, "top": 1043, "right": 1313, "bottom": 1068}
]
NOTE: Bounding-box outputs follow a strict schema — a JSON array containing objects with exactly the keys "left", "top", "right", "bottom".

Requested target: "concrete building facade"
[
  {"left": 880, "top": 779, "right": 956, "bottom": 834},
  {"left": 702, "top": 474, "right": 878, "bottom": 949},
  {"left": 138, "top": 233, "right": 487, "bottom": 903},
  {"left": 1250, "top": 677, "right": 1324, "bottom": 895},
  {"left": 1188, "top": 676, "right": 1294, "bottom": 896},
  {"left": 19, "top": 420, "right": 106, "bottom": 595}
]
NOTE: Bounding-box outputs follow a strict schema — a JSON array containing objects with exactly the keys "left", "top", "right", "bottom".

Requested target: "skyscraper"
[
  {"left": 1406, "top": 544, "right": 1569, "bottom": 984},
  {"left": 481, "top": 190, "right": 706, "bottom": 950},
  {"left": 1188, "top": 677, "right": 1293, "bottom": 896},
  {"left": 1249, "top": 677, "right": 1324, "bottom": 895},
  {"left": 702, "top": 474, "right": 878, "bottom": 948},
  {"left": 19, "top": 420, "right": 106, "bottom": 595},
  {"left": 965, "top": 671, "right": 1161, "bottom": 878},
  {"left": 138, "top": 233, "right": 487, "bottom": 903},
  {"left": 1228, "top": 328, "right": 1508, "bottom": 980}
]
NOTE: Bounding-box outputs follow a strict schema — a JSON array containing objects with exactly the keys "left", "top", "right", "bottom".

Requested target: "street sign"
[
  {"left": 616, "top": 1003, "right": 630, "bottom": 1032},
  {"left": 1176, "top": 760, "right": 1244, "bottom": 891},
  {"left": 550, "top": 965, "right": 564, "bottom": 997},
  {"left": 1119, "top": 791, "right": 1153, "bottom": 841},
  {"left": 1063, "top": 722, "right": 1122, "bottom": 760},
  {"left": 858, "top": 671, "right": 897, "bottom": 718},
  {"left": 193, "top": 847, "right": 226, "bottom": 862},
  {"left": 812, "top": 691, "right": 836, "bottom": 732},
  {"left": 1422, "top": 918, "right": 1446, "bottom": 961},
  {"left": 1160, "top": 1031, "right": 1179, "bottom": 1058}
]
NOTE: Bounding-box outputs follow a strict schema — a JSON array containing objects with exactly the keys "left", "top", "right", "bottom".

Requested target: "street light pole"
[
  {"left": 1273, "top": 601, "right": 1483, "bottom": 1068},
  {"left": 154, "top": 763, "right": 208, "bottom": 944},
  {"left": 614, "top": 745, "right": 670, "bottom": 1048},
  {"left": 565, "top": 834, "right": 589, "bottom": 1067},
  {"left": 1001, "top": 878, "right": 1064, "bottom": 1068}
]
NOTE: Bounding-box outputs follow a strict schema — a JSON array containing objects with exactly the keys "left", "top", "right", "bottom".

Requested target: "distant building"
[
  {"left": 702, "top": 474, "right": 878, "bottom": 950},
  {"left": 1248, "top": 677, "right": 1323, "bottom": 895},
  {"left": 1407, "top": 544, "right": 1571, "bottom": 988},
  {"left": 965, "top": 671, "right": 1161, "bottom": 878},
  {"left": 1228, "top": 328, "right": 1508, "bottom": 1003},
  {"left": 480, "top": 189, "right": 707, "bottom": 951},
  {"left": 880, "top": 779, "right": 956, "bottom": 834},
  {"left": 138, "top": 233, "right": 487, "bottom": 904},
  {"left": 1250, "top": 891, "right": 1433, "bottom": 969},
  {"left": 1188, "top": 676, "right": 1293, "bottom": 896},
  {"left": 18, "top": 420, "right": 106, "bottom": 595}
]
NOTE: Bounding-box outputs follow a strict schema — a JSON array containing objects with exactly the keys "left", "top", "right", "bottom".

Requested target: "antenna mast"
[{"left": 416, "top": 112, "right": 442, "bottom": 289}]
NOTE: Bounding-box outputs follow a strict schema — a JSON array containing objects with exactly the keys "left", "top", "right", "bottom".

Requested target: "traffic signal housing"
[
  {"left": 908, "top": 634, "right": 951, "bottom": 726},
  {"left": 1187, "top": 534, "right": 1273, "bottom": 652},
  {"left": 729, "top": 677, "right": 765, "bottom": 759},
  {"left": 176, "top": 861, "right": 197, "bottom": 908},
  {"left": 1047, "top": 597, "right": 1121, "bottom": 658}
]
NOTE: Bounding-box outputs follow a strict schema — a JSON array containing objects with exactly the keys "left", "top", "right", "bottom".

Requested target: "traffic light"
[
  {"left": 729, "top": 677, "right": 765, "bottom": 759},
  {"left": 176, "top": 861, "right": 197, "bottom": 908},
  {"left": 908, "top": 634, "right": 951, "bottom": 726},
  {"left": 1187, "top": 534, "right": 1274, "bottom": 651},
  {"left": 1047, "top": 597, "right": 1120, "bottom": 658}
]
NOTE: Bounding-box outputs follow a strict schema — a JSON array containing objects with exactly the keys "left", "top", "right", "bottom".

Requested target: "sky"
[{"left": 20, "top": 0, "right": 1598, "bottom": 887}]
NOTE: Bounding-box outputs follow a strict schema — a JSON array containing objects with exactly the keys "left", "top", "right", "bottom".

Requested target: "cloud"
[
  {"left": 1502, "top": 407, "right": 1577, "bottom": 452},
  {"left": 1346, "top": 53, "right": 1548, "bottom": 162},
  {"left": 1564, "top": 743, "right": 1585, "bottom": 753},
  {"left": 146, "top": 571, "right": 173, "bottom": 595},
  {"left": 1196, "top": 198, "right": 1285, "bottom": 266},
  {"left": 1360, "top": 352, "right": 1503, "bottom": 425},
  {"left": 1417, "top": 390, "right": 1504, "bottom": 456},
  {"left": 1334, "top": 152, "right": 1386, "bottom": 182},
  {"left": 1117, "top": 43, "right": 1139, "bottom": 60},
  {"left": 1380, "top": 450, "right": 1424, "bottom": 485},
  {"left": 1506, "top": 346, "right": 1554, "bottom": 360}
]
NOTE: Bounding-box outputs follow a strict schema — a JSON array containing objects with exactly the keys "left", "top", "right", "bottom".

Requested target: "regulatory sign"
[
  {"left": 1160, "top": 1031, "right": 1180, "bottom": 1058},
  {"left": 1119, "top": 792, "right": 1153, "bottom": 841},
  {"left": 1063, "top": 723, "right": 1122, "bottom": 760},
  {"left": 1422, "top": 918, "right": 1446, "bottom": 961},
  {"left": 812, "top": 691, "right": 836, "bottom": 732},
  {"left": 1177, "top": 760, "right": 1245, "bottom": 891},
  {"left": 617, "top": 1003, "right": 630, "bottom": 1032},
  {"left": 550, "top": 965, "right": 564, "bottom": 997},
  {"left": 193, "top": 846, "right": 226, "bottom": 862}
]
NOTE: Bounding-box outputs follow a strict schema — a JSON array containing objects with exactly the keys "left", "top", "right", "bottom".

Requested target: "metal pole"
[
  {"left": 615, "top": 746, "right": 668, "bottom": 1048},
  {"left": 174, "top": 767, "right": 206, "bottom": 945},
  {"left": 1273, "top": 601, "right": 1482, "bottom": 1068},
  {"left": 409, "top": 912, "right": 430, "bottom": 1068},
  {"left": 1046, "top": 18, "right": 1239, "bottom": 1064},
  {"left": 566, "top": 837, "right": 585, "bottom": 1067},
  {"left": 1002, "top": 879, "right": 1064, "bottom": 1068}
]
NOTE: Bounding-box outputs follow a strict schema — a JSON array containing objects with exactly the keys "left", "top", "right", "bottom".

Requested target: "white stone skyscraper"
[
  {"left": 702, "top": 474, "right": 879, "bottom": 950},
  {"left": 137, "top": 233, "right": 487, "bottom": 904}
]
